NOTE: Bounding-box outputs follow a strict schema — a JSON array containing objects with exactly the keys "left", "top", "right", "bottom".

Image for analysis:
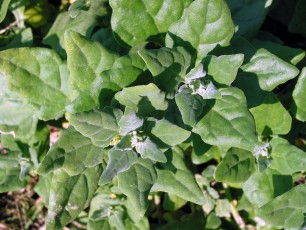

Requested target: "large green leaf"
[
  {"left": 110, "top": 0, "right": 193, "bottom": 46},
  {"left": 46, "top": 165, "right": 102, "bottom": 230},
  {"left": 288, "top": 0, "right": 306, "bottom": 37},
  {"left": 44, "top": 0, "right": 108, "bottom": 56},
  {"left": 293, "top": 68, "right": 306, "bottom": 121},
  {"left": 0, "top": 48, "right": 68, "bottom": 120},
  {"left": 65, "top": 31, "right": 118, "bottom": 112},
  {"left": 269, "top": 137, "right": 306, "bottom": 175},
  {"left": 243, "top": 168, "right": 292, "bottom": 208},
  {"left": 0, "top": 0, "right": 11, "bottom": 23},
  {"left": 214, "top": 147, "right": 255, "bottom": 183},
  {"left": 241, "top": 48, "right": 299, "bottom": 91},
  {"left": 226, "top": 0, "right": 272, "bottom": 39},
  {"left": 193, "top": 87, "right": 259, "bottom": 152},
  {"left": 151, "top": 147, "right": 205, "bottom": 205},
  {"left": 202, "top": 54, "right": 244, "bottom": 86},
  {"left": 115, "top": 83, "right": 168, "bottom": 116},
  {"left": 175, "top": 86, "right": 205, "bottom": 129},
  {"left": 257, "top": 184, "right": 306, "bottom": 229},
  {"left": 117, "top": 158, "right": 157, "bottom": 216},
  {"left": 250, "top": 92, "right": 292, "bottom": 136},
  {"left": 150, "top": 119, "right": 191, "bottom": 147},
  {"left": 68, "top": 107, "right": 122, "bottom": 148},
  {"left": 99, "top": 148, "right": 138, "bottom": 185},
  {"left": 118, "top": 107, "right": 143, "bottom": 136},
  {"left": 166, "top": 0, "right": 234, "bottom": 61},
  {"left": 37, "top": 127, "right": 106, "bottom": 176},
  {"left": 139, "top": 47, "right": 191, "bottom": 95}
]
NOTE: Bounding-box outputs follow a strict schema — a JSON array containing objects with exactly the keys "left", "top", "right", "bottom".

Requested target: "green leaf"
[
  {"left": 243, "top": 168, "right": 292, "bottom": 208},
  {"left": 226, "top": 0, "right": 272, "bottom": 39},
  {"left": 136, "top": 136, "right": 167, "bottom": 163},
  {"left": 193, "top": 87, "right": 259, "bottom": 152},
  {"left": 166, "top": 0, "right": 234, "bottom": 61},
  {"left": 163, "top": 193, "right": 187, "bottom": 211},
  {"left": 151, "top": 147, "right": 204, "bottom": 205},
  {"left": 34, "top": 174, "right": 53, "bottom": 206},
  {"left": 0, "top": 28, "right": 33, "bottom": 51},
  {"left": 241, "top": 48, "right": 299, "bottom": 91},
  {"left": 202, "top": 54, "right": 244, "bottom": 86},
  {"left": 175, "top": 86, "right": 205, "bottom": 129},
  {"left": 117, "top": 158, "right": 157, "bottom": 216},
  {"left": 44, "top": 0, "right": 108, "bottom": 56},
  {"left": 46, "top": 165, "right": 102, "bottom": 229},
  {"left": 150, "top": 119, "right": 191, "bottom": 147},
  {"left": 288, "top": 0, "right": 306, "bottom": 37},
  {"left": 65, "top": 31, "right": 118, "bottom": 112},
  {"left": 99, "top": 148, "right": 138, "bottom": 185},
  {"left": 0, "top": 48, "right": 68, "bottom": 120},
  {"left": 37, "top": 127, "right": 106, "bottom": 176},
  {"left": 110, "top": 0, "right": 193, "bottom": 46},
  {"left": 214, "top": 147, "right": 255, "bottom": 183},
  {"left": 139, "top": 47, "right": 191, "bottom": 95},
  {"left": 68, "top": 107, "right": 122, "bottom": 148},
  {"left": 252, "top": 39, "right": 305, "bottom": 65},
  {"left": 118, "top": 107, "right": 143, "bottom": 136},
  {"left": 257, "top": 184, "right": 306, "bottom": 229},
  {"left": 159, "top": 212, "right": 206, "bottom": 230},
  {"left": 293, "top": 68, "right": 306, "bottom": 121},
  {"left": 0, "top": 0, "right": 11, "bottom": 23},
  {"left": 205, "top": 212, "right": 221, "bottom": 229},
  {"left": 269, "top": 137, "right": 306, "bottom": 175},
  {"left": 115, "top": 83, "right": 168, "bottom": 116},
  {"left": 250, "top": 92, "right": 292, "bottom": 136}
]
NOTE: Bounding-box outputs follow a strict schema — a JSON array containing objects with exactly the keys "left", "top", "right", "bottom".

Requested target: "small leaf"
[
  {"left": 110, "top": 0, "right": 193, "bottom": 46},
  {"left": 293, "top": 67, "right": 306, "bottom": 121},
  {"left": 257, "top": 184, "right": 306, "bottom": 229},
  {"left": 202, "top": 54, "right": 244, "bottom": 86},
  {"left": 37, "top": 127, "right": 106, "bottom": 176},
  {"left": 166, "top": 0, "right": 234, "bottom": 61},
  {"left": 117, "top": 158, "right": 157, "bottom": 216},
  {"left": 269, "top": 137, "right": 306, "bottom": 175},
  {"left": 151, "top": 147, "right": 204, "bottom": 205},
  {"left": 0, "top": 48, "right": 68, "bottom": 120},
  {"left": 0, "top": 0, "right": 11, "bottom": 23},
  {"left": 150, "top": 119, "right": 191, "bottom": 147},
  {"left": 250, "top": 92, "right": 292, "bottom": 136},
  {"left": 46, "top": 165, "right": 102, "bottom": 229},
  {"left": 68, "top": 107, "right": 122, "bottom": 148},
  {"left": 118, "top": 107, "right": 143, "bottom": 136},
  {"left": 243, "top": 168, "right": 292, "bottom": 208},
  {"left": 115, "top": 83, "right": 168, "bottom": 116},
  {"left": 214, "top": 147, "right": 255, "bottom": 183},
  {"left": 136, "top": 136, "right": 167, "bottom": 163},
  {"left": 241, "top": 48, "right": 299, "bottom": 91},
  {"left": 193, "top": 87, "right": 259, "bottom": 152},
  {"left": 99, "top": 148, "right": 138, "bottom": 185}
]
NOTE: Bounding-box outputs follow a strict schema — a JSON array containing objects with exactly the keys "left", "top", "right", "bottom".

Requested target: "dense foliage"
[{"left": 0, "top": 0, "right": 306, "bottom": 229}]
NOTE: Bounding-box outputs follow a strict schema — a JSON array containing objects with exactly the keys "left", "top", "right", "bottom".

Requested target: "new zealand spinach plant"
[{"left": 0, "top": 0, "right": 306, "bottom": 229}]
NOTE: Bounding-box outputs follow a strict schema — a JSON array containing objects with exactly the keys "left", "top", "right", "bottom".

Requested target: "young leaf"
[
  {"left": 214, "top": 147, "right": 255, "bottom": 183},
  {"left": 46, "top": 165, "right": 102, "bottom": 229},
  {"left": 139, "top": 47, "right": 191, "bottom": 95},
  {"left": 117, "top": 158, "right": 157, "bottom": 216},
  {"left": 269, "top": 137, "right": 306, "bottom": 175},
  {"left": 151, "top": 147, "right": 205, "bottom": 205},
  {"left": 166, "top": 0, "right": 234, "bottom": 61},
  {"left": 68, "top": 107, "right": 123, "bottom": 148},
  {"left": 292, "top": 67, "right": 306, "bottom": 121},
  {"left": 115, "top": 83, "right": 168, "bottom": 116},
  {"left": 0, "top": 48, "right": 68, "bottom": 120},
  {"left": 37, "top": 126, "right": 106, "bottom": 176},
  {"left": 65, "top": 31, "right": 118, "bottom": 112},
  {"left": 193, "top": 87, "right": 259, "bottom": 152},
  {"left": 110, "top": 0, "right": 193, "bottom": 46},
  {"left": 257, "top": 184, "right": 306, "bottom": 229},
  {"left": 150, "top": 119, "right": 191, "bottom": 147},
  {"left": 202, "top": 54, "right": 244, "bottom": 86},
  {"left": 250, "top": 92, "right": 292, "bottom": 136},
  {"left": 118, "top": 107, "right": 143, "bottom": 136},
  {"left": 241, "top": 48, "right": 299, "bottom": 91},
  {"left": 99, "top": 148, "right": 138, "bottom": 185}
]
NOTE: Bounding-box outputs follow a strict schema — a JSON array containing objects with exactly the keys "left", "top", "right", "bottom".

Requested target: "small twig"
[{"left": 0, "top": 19, "right": 24, "bottom": 34}]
